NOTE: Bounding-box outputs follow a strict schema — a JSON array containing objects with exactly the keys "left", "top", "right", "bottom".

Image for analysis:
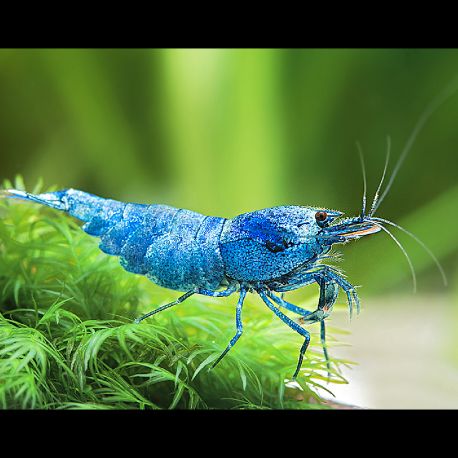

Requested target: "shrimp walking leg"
[
  {"left": 258, "top": 290, "right": 310, "bottom": 380},
  {"left": 320, "top": 320, "right": 331, "bottom": 378},
  {"left": 267, "top": 291, "right": 313, "bottom": 317},
  {"left": 211, "top": 288, "right": 247, "bottom": 368},
  {"left": 134, "top": 290, "right": 196, "bottom": 323},
  {"left": 134, "top": 284, "right": 237, "bottom": 324},
  {"left": 271, "top": 278, "right": 338, "bottom": 377}
]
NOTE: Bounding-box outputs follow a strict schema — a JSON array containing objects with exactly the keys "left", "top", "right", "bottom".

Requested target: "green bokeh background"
[{"left": 1, "top": 48, "right": 457, "bottom": 296}]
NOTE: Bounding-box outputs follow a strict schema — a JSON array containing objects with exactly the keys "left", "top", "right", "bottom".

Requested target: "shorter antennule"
[
  {"left": 356, "top": 141, "right": 367, "bottom": 220},
  {"left": 369, "top": 136, "right": 391, "bottom": 217}
]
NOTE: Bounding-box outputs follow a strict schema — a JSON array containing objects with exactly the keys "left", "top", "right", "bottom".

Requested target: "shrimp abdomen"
[{"left": 3, "top": 188, "right": 227, "bottom": 292}]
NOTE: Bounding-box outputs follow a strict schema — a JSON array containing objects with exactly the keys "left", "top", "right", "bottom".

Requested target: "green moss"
[{"left": 0, "top": 179, "right": 352, "bottom": 409}]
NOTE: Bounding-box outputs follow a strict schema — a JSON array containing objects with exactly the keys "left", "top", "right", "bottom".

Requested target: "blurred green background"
[
  {"left": 0, "top": 49, "right": 457, "bottom": 407},
  {"left": 0, "top": 48, "right": 457, "bottom": 293}
]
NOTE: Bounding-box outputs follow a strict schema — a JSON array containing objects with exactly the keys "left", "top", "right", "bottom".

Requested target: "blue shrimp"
[{"left": 2, "top": 87, "right": 452, "bottom": 380}]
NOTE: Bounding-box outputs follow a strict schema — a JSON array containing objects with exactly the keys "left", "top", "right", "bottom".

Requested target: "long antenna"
[
  {"left": 370, "top": 216, "right": 447, "bottom": 287},
  {"left": 374, "top": 223, "right": 417, "bottom": 293},
  {"left": 372, "top": 79, "right": 458, "bottom": 215}
]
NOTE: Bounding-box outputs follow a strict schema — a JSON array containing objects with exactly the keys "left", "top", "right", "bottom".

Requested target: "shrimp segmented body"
[{"left": 3, "top": 85, "right": 453, "bottom": 379}]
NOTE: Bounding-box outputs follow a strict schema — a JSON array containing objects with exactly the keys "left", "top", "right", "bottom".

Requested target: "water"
[{"left": 315, "top": 295, "right": 458, "bottom": 409}]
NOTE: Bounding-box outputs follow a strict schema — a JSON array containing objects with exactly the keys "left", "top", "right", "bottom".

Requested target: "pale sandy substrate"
[{"left": 314, "top": 294, "right": 458, "bottom": 409}]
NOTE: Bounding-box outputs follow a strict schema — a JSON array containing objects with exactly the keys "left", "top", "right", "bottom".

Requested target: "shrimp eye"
[{"left": 315, "top": 211, "right": 328, "bottom": 223}]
